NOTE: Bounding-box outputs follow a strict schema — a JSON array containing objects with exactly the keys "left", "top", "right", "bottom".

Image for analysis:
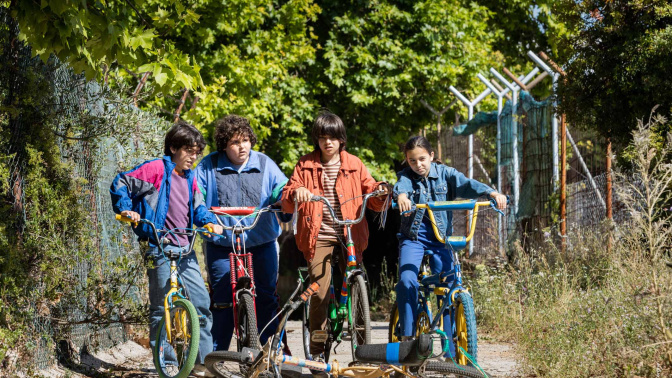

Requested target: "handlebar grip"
[
  {"left": 116, "top": 214, "right": 134, "bottom": 223},
  {"left": 205, "top": 225, "right": 214, "bottom": 233},
  {"left": 300, "top": 282, "right": 320, "bottom": 302}
]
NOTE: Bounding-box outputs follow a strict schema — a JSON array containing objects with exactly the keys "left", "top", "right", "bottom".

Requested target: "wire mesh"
[{"left": 1, "top": 9, "right": 166, "bottom": 370}]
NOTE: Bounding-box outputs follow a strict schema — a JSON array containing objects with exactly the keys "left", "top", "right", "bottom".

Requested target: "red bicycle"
[{"left": 209, "top": 205, "right": 281, "bottom": 352}]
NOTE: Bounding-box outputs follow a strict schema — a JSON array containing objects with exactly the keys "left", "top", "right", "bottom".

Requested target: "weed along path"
[{"left": 44, "top": 321, "right": 519, "bottom": 377}]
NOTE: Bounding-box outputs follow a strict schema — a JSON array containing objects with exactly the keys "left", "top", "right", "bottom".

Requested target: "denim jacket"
[{"left": 393, "top": 163, "right": 494, "bottom": 240}]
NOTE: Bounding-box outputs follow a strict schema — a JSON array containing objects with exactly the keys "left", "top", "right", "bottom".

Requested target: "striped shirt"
[{"left": 319, "top": 160, "right": 343, "bottom": 240}]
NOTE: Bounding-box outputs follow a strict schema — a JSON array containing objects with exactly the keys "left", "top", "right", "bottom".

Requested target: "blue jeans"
[
  {"left": 146, "top": 245, "right": 213, "bottom": 364},
  {"left": 395, "top": 237, "right": 456, "bottom": 357},
  {"left": 207, "top": 240, "right": 279, "bottom": 351}
]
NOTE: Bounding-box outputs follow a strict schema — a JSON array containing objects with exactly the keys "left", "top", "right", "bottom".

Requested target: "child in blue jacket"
[
  {"left": 110, "top": 121, "right": 222, "bottom": 376},
  {"left": 393, "top": 136, "right": 506, "bottom": 357}
]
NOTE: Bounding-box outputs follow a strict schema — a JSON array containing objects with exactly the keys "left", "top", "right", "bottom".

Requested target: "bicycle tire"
[
  {"left": 204, "top": 350, "right": 253, "bottom": 378},
  {"left": 422, "top": 360, "right": 488, "bottom": 378},
  {"left": 454, "top": 291, "right": 477, "bottom": 365},
  {"left": 236, "top": 291, "right": 260, "bottom": 351},
  {"left": 348, "top": 274, "right": 371, "bottom": 361},
  {"left": 302, "top": 296, "right": 311, "bottom": 360},
  {"left": 154, "top": 298, "right": 200, "bottom": 378},
  {"left": 388, "top": 302, "right": 400, "bottom": 342}
]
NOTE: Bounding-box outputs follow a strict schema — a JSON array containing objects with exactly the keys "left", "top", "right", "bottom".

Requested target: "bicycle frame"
[
  {"left": 256, "top": 280, "right": 414, "bottom": 378},
  {"left": 209, "top": 206, "right": 281, "bottom": 343},
  {"left": 115, "top": 214, "right": 210, "bottom": 343},
  {"left": 307, "top": 190, "right": 385, "bottom": 346}
]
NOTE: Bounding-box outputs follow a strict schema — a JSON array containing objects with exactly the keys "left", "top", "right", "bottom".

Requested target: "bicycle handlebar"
[
  {"left": 309, "top": 190, "right": 386, "bottom": 226},
  {"left": 391, "top": 196, "right": 509, "bottom": 245},
  {"left": 209, "top": 206, "right": 282, "bottom": 232},
  {"left": 115, "top": 214, "right": 212, "bottom": 256}
]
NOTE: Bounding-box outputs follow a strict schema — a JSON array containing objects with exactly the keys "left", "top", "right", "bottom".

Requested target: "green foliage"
[
  {"left": 556, "top": 0, "right": 672, "bottom": 146},
  {"left": 312, "top": 0, "right": 504, "bottom": 179},
  {"left": 9, "top": 0, "right": 514, "bottom": 179}
]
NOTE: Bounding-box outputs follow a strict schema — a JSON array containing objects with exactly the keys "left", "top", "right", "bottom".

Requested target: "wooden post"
[
  {"left": 503, "top": 67, "right": 528, "bottom": 91},
  {"left": 560, "top": 114, "right": 567, "bottom": 252}
]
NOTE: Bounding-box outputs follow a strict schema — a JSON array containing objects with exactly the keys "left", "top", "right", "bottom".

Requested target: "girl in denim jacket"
[{"left": 393, "top": 136, "right": 506, "bottom": 356}]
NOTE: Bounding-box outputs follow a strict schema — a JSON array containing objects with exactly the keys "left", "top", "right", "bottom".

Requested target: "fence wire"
[
  {"left": 1, "top": 9, "right": 166, "bottom": 371},
  {"left": 435, "top": 91, "right": 623, "bottom": 259}
]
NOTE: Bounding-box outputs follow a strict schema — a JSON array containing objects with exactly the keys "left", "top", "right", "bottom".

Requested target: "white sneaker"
[{"left": 191, "top": 364, "right": 215, "bottom": 377}]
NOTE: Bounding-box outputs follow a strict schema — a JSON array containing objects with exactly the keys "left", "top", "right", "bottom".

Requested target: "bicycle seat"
[
  {"left": 446, "top": 236, "right": 467, "bottom": 250},
  {"left": 354, "top": 334, "right": 432, "bottom": 366}
]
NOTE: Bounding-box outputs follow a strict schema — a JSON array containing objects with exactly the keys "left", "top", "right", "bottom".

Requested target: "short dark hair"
[
  {"left": 164, "top": 121, "right": 206, "bottom": 156},
  {"left": 214, "top": 115, "right": 257, "bottom": 152},
  {"left": 311, "top": 111, "right": 347, "bottom": 151}
]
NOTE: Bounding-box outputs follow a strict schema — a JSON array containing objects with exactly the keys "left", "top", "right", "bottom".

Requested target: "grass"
[{"left": 474, "top": 116, "right": 672, "bottom": 377}]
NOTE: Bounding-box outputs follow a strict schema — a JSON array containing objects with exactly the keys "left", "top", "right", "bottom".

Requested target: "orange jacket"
[{"left": 281, "top": 150, "right": 388, "bottom": 263}]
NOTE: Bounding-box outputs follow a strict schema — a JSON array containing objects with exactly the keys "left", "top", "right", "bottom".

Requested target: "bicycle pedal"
[{"left": 311, "top": 330, "right": 329, "bottom": 343}]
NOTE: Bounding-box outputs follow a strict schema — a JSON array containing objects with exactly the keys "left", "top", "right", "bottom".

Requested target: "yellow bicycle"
[{"left": 116, "top": 214, "right": 214, "bottom": 378}]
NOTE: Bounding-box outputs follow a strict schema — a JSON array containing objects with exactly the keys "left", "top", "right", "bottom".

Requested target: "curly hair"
[{"left": 214, "top": 115, "right": 257, "bottom": 152}]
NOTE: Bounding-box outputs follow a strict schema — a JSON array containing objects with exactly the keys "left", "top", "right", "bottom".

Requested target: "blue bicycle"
[{"left": 389, "top": 198, "right": 505, "bottom": 367}]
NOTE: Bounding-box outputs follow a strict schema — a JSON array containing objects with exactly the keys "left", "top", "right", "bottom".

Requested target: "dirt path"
[{"left": 41, "top": 322, "right": 519, "bottom": 377}]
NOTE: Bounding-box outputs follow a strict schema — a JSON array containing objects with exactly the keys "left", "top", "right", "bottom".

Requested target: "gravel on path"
[{"left": 39, "top": 321, "right": 519, "bottom": 377}]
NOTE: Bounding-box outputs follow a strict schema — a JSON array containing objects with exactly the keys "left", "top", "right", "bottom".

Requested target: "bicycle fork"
[{"left": 163, "top": 260, "right": 182, "bottom": 343}]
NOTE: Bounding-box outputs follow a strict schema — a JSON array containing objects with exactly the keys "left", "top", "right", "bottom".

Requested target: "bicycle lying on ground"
[
  {"left": 209, "top": 205, "right": 284, "bottom": 352},
  {"left": 389, "top": 198, "right": 505, "bottom": 367},
  {"left": 204, "top": 277, "right": 489, "bottom": 378},
  {"left": 299, "top": 190, "right": 387, "bottom": 361},
  {"left": 116, "top": 215, "right": 213, "bottom": 378}
]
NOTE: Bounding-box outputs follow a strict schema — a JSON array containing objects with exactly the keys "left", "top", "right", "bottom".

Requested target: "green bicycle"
[{"left": 299, "top": 190, "right": 386, "bottom": 362}]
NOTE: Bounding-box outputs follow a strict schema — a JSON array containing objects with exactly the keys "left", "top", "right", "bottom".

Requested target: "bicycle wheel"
[
  {"left": 388, "top": 302, "right": 400, "bottom": 342},
  {"left": 154, "top": 298, "right": 200, "bottom": 378},
  {"left": 236, "top": 291, "right": 260, "bottom": 351},
  {"left": 454, "top": 291, "right": 478, "bottom": 365},
  {"left": 422, "top": 360, "right": 488, "bottom": 378},
  {"left": 348, "top": 274, "right": 371, "bottom": 361},
  {"left": 302, "top": 296, "right": 311, "bottom": 359},
  {"left": 204, "top": 350, "right": 253, "bottom": 378}
]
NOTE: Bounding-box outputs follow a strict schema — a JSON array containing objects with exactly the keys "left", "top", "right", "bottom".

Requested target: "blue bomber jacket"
[
  {"left": 393, "top": 162, "right": 494, "bottom": 240},
  {"left": 109, "top": 155, "right": 217, "bottom": 245}
]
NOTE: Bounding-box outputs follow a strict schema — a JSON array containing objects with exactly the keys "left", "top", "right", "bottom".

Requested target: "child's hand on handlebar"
[
  {"left": 294, "top": 187, "right": 313, "bottom": 203},
  {"left": 120, "top": 210, "right": 141, "bottom": 223},
  {"left": 397, "top": 193, "right": 413, "bottom": 216},
  {"left": 489, "top": 192, "right": 508, "bottom": 211},
  {"left": 376, "top": 183, "right": 391, "bottom": 196},
  {"left": 206, "top": 223, "right": 223, "bottom": 235}
]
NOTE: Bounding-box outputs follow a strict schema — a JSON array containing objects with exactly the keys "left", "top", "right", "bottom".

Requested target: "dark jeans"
[{"left": 206, "top": 240, "right": 279, "bottom": 351}]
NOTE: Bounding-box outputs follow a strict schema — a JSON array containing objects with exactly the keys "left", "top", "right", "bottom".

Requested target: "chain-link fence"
[
  {"left": 1, "top": 9, "right": 167, "bottom": 371},
  {"left": 434, "top": 90, "right": 623, "bottom": 259}
]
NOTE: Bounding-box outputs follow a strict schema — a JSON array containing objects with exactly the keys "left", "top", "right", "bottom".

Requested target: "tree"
[
  {"left": 556, "top": 0, "right": 672, "bottom": 145},
  {"left": 310, "top": 0, "right": 503, "bottom": 178},
  {"left": 9, "top": 0, "right": 511, "bottom": 178}
]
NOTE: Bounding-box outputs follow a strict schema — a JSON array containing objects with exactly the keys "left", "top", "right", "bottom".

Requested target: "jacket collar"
[
  {"left": 163, "top": 155, "right": 194, "bottom": 179},
  {"left": 303, "top": 150, "right": 357, "bottom": 171},
  {"left": 409, "top": 162, "right": 439, "bottom": 181},
  {"left": 216, "top": 150, "right": 261, "bottom": 172}
]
